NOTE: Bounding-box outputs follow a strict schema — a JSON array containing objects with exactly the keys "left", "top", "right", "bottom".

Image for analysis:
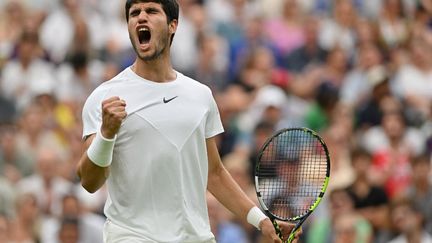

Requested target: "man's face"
[{"left": 127, "top": 2, "right": 177, "bottom": 61}]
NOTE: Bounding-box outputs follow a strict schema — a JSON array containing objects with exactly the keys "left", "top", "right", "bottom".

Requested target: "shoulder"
[
  {"left": 82, "top": 68, "right": 131, "bottom": 114},
  {"left": 86, "top": 69, "right": 131, "bottom": 102},
  {"left": 178, "top": 73, "right": 213, "bottom": 97}
]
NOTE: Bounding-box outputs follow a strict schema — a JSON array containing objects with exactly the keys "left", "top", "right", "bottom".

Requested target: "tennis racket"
[{"left": 254, "top": 127, "right": 330, "bottom": 243}]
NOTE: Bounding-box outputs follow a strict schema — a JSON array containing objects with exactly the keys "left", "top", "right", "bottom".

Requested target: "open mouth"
[{"left": 138, "top": 27, "right": 151, "bottom": 45}]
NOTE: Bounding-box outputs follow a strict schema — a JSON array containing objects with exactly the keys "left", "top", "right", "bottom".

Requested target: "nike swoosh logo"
[{"left": 163, "top": 96, "right": 178, "bottom": 103}]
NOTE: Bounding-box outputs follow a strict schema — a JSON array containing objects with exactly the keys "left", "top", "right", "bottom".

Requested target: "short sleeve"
[
  {"left": 205, "top": 90, "right": 224, "bottom": 138},
  {"left": 81, "top": 89, "right": 108, "bottom": 139}
]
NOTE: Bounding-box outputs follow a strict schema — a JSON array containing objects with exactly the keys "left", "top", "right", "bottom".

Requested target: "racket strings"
[{"left": 257, "top": 129, "right": 328, "bottom": 220}]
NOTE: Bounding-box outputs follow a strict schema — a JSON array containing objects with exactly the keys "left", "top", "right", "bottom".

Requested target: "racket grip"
[
  {"left": 287, "top": 226, "right": 301, "bottom": 243},
  {"left": 287, "top": 233, "right": 295, "bottom": 243},
  {"left": 272, "top": 220, "right": 285, "bottom": 242}
]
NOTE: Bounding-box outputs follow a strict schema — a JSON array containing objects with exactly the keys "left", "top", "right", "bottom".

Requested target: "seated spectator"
[
  {"left": 388, "top": 198, "right": 432, "bottom": 243},
  {"left": 361, "top": 101, "right": 425, "bottom": 199},
  {"left": 346, "top": 147, "right": 392, "bottom": 243},
  {"left": 41, "top": 194, "right": 104, "bottom": 243},
  {"left": 377, "top": 0, "right": 410, "bottom": 49},
  {"left": 57, "top": 217, "right": 79, "bottom": 243},
  {"left": 307, "top": 188, "right": 372, "bottom": 243},
  {"left": 17, "top": 148, "right": 73, "bottom": 217},
  {"left": 406, "top": 154, "right": 432, "bottom": 235},
  {"left": 0, "top": 30, "right": 56, "bottom": 111},
  {"left": 284, "top": 16, "right": 327, "bottom": 73},
  {"left": 318, "top": 0, "right": 357, "bottom": 56},
  {"left": 8, "top": 193, "right": 41, "bottom": 243},
  {"left": 264, "top": 0, "right": 305, "bottom": 59}
]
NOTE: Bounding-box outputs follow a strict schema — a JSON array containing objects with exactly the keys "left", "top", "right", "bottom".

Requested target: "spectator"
[
  {"left": 393, "top": 38, "right": 432, "bottom": 125},
  {"left": 0, "top": 125, "right": 33, "bottom": 183},
  {"left": 0, "top": 30, "right": 56, "bottom": 110},
  {"left": 17, "top": 148, "right": 73, "bottom": 216},
  {"left": 0, "top": 176, "right": 15, "bottom": 218},
  {"left": 388, "top": 198, "right": 432, "bottom": 243},
  {"left": 333, "top": 212, "right": 373, "bottom": 243},
  {"left": 377, "top": 0, "right": 409, "bottom": 49},
  {"left": 340, "top": 44, "right": 384, "bottom": 108},
  {"left": 8, "top": 193, "right": 41, "bottom": 243},
  {"left": 192, "top": 34, "right": 229, "bottom": 92},
  {"left": 264, "top": 0, "right": 305, "bottom": 59},
  {"left": 318, "top": 0, "right": 358, "bottom": 56},
  {"left": 57, "top": 217, "right": 79, "bottom": 243},
  {"left": 0, "top": 1, "right": 27, "bottom": 63},
  {"left": 406, "top": 154, "right": 432, "bottom": 235},
  {"left": 361, "top": 105, "right": 424, "bottom": 199},
  {"left": 321, "top": 106, "right": 356, "bottom": 191},
  {"left": 307, "top": 188, "right": 373, "bottom": 243},
  {"left": 346, "top": 147, "right": 392, "bottom": 243},
  {"left": 56, "top": 51, "right": 105, "bottom": 104},
  {"left": 39, "top": 0, "right": 86, "bottom": 63},
  {"left": 41, "top": 194, "right": 104, "bottom": 243},
  {"left": 304, "top": 82, "right": 339, "bottom": 132},
  {"left": 354, "top": 65, "right": 392, "bottom": 130},
  {"left": 0, "top": 213, "right": 11, "bottom": 242},
  {"left": 228, "top": 16, "right": 278, "bottom": 81},
  {"left": 284, "top": 16, "right": 327, "bottom": 73}
]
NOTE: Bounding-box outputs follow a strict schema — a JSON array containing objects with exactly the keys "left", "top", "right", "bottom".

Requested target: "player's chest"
[{"left": 118, "top": 95, "right": 208, "bottom": 148}]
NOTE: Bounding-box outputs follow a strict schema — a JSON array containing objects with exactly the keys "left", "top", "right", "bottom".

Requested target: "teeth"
[{"left": 139, "top": 27, "right": 149, "bottom": 32}]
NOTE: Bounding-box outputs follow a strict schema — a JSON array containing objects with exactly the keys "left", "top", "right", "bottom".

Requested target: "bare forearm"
[
  {"left": 76, "top": 134, "right": 109, "bottom": 193},
  {"left": 207, "top": 164, "right": 255, "bottom": 220},
  {"left": 77, "top": 154, "right": 109, "bottom": 193}
]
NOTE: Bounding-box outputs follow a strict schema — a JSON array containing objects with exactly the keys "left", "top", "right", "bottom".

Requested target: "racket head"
[{"left": 254, "top": 127, "right": 330, "bottom": 221}]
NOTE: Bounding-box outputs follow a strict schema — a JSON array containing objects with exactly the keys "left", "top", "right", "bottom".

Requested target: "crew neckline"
[{"left": 127, "top": 66, "right": 181, "bottom": 86}]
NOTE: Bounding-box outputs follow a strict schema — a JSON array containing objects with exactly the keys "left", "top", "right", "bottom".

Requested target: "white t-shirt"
[{"left": 82, "top": 67, "right": 224, "bottom": 242}]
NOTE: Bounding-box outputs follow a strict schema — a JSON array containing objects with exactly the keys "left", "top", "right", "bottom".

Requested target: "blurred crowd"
[{"left": 0, "top": 0, "right": 432, "bottom": 242}]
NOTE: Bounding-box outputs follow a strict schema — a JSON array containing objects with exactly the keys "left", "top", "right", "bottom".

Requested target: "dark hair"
[
  {"left": 19, "top": 30, "right": 39, "bottom": 44},
  {"left": 350, "top": 146, "right": 371, "bottom": 161},
  {"left": 125, "top": 0, "right": 179, "bottom": 45},
  {"left": 125, "top": 0, "right": 179, "bottom": 23}
]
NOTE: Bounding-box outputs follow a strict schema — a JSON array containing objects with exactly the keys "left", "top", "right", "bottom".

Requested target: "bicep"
[{"left": 206, "top": 136, "right": 223, "bottom": 175}]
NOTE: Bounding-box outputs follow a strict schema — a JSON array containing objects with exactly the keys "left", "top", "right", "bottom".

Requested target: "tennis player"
[{"left": 77, "top": 0, "right": 299, "bottom": 242}]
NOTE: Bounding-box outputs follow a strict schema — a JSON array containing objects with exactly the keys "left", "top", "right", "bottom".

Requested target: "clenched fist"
[{"left": 101, "top": 96, "right": 127, "bottom": 139}]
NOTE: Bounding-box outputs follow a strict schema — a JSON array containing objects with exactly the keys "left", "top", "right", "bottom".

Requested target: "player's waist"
[{"left": 104, "top": 218, "right": 215, "bottom": 243}]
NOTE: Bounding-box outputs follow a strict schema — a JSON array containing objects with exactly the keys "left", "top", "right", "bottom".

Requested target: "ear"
[{"left": 169, "top": 19, "right": 178, "bottom": 35}]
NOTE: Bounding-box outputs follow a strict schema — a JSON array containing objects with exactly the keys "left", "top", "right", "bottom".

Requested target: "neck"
[
  {"left": 407, "top": 229, "right": 423, "bottom": 243},
  {"left": 132, "top": 55, "right": 176, "bottom": 83}
]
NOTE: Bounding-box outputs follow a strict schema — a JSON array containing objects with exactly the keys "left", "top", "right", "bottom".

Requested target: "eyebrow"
[{"left": 129, "top": 5, "right": 162, "bottom": 15}]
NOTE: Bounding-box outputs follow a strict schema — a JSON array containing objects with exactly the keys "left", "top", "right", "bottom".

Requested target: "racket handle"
[
  {"left": 287, "top": 226, "right": 301, "bottom": 243},
  {"left": 274, "top": 220, "right": 301, "bottom": 243},
  {"left": 272, "top": 220, "right": 286, "bottom": 243},
  {"left": 287, "top": 233, "right": 295, "bottom": 243}
]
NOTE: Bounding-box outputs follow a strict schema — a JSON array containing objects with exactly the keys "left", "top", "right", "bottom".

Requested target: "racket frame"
[{"left": 254, "top": 127, "right": 330, "bottom": 242}]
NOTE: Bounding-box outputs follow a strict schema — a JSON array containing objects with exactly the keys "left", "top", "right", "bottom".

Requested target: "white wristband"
[
  {"left": 87, "top": 131, "right": 116, "bottom": 167},
  {"left": 247, "top": 206, "right": 268, "bottom": 230}
]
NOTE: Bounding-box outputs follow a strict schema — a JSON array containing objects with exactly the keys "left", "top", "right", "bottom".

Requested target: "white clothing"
[
  {"left": 0, "top": 59, "right": 56, "bottom": 110},
  {"left": 41, "top": 213, "right": 105, "bottom": 243},
  {"left": 393, "top": 64, "right": 432, "bottom": 101},
  {"left": 55, "top": 60, "right": 105, "bottom": 103},
  {"left": 318, "top": 19, "right": 355, "bottom": 54},
  {"left": 360, "top": 126, "right": 426, "bottom": 156},
  {"left": 340, "top": 69, "right": 371, "bottom": 106},
  {"left": 82, "top": 67, "right": 224, "bottom": 242},
  {"left": 388, "top": 232, "right": 432, "bottom": 243},
  {"left": 40, "top": 8, "right": 75, "bottom": 63},
  {"left": 17, "top": 175, "right": 73, "bottom": 216},
  {"left": 103, "top": 219, "right": 216, "bottom": 243},
  {"left": 170, "top": 12, "right": 198, "bottom": 73}
]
